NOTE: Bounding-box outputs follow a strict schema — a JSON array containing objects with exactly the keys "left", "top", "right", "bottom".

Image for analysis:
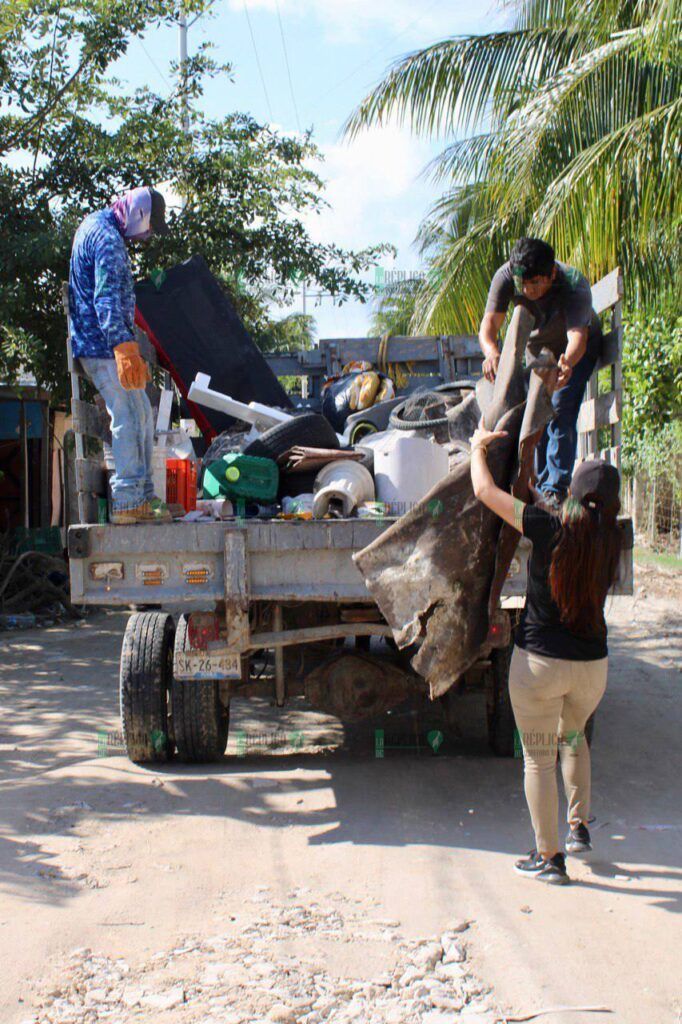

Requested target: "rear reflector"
[{"left": 90, "top": 562, "right": 124, "bottom": 581}]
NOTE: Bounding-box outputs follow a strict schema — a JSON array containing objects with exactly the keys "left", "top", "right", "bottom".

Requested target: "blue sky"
[{"left": 120, "top": 1, "right": 509, "bottom": 339}]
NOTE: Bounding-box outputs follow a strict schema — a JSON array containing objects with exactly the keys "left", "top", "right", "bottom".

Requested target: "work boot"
[
  {"left": 136, "top": 498, "right": 173, "bottom": 524},
  {"left": 566, "top": 822, "right": 592, "bottom": 854},
  {"left": 514, "top": 850, "right": 570, "bottom": 885},
  {"left": 110, "top": 503, "right": 146, "bottom": 525}
]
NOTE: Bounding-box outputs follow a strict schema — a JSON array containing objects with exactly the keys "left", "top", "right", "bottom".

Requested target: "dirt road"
[{"left": 0, "top": 577, "right": 680, "bottom": 1024}]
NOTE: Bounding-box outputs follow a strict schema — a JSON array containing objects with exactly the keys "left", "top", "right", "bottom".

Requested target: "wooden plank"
[
  {"left": 319, "top": 334, "right": 482, "bottom": 364},
  {"left": 246, "top": 622, "right": 393, "bottom": 649},
  {"left": 79, "top": 493, "right": 103, "bottom": 525},
  {"left": 265, "top": 354, "right": 324, "bottom": 377},
  {"left": 577, "top": 390, "right": 621, "bottom": 433},
  {"left": 610, "top": 300, "right": 623, "bottom": 471},
  {"left": 224, "top": 530, "right": 250, "bottom": 649},
  {"left": 599, "top": 446, "right": 621, "bottom": 465},
  {"left": 75, "top": 457, "right": 107, "bottom": 495},
  {"left": 597, "top": 328, "right": 620, "bottom": 369},
  {"left": 71, "top": 399, "right": 109, "bottom": 441},
  {"left": 591, "top": 268, "right": 623, "bottom": 314}
]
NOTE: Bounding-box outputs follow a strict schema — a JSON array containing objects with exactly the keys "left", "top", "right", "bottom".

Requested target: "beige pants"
[{"left": 509, "top": 646, "right": 608, "bottom": 856}]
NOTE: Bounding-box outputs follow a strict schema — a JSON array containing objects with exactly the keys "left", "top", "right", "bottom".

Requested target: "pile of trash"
[
  {"left": 0, "top": 533, "right": 80, "bottom": 629},
  {"left": 154, "top": 371, "right": 474, "bottom": 524}
]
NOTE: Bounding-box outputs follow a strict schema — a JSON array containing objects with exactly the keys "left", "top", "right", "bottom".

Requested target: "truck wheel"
[
  {"left": 172, "top": 615, "right": 229, "bottom": 763},
  {"left": 120, "top": 612, "right": 175, "bottom": 764},
  {"left": 486, "top": 644, "right": 516, "bottom": 758}
]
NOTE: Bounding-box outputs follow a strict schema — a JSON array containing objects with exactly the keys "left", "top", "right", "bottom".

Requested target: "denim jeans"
[
  {"left": 80, "top": 357, "right": 154, "bottom": 511},
  {"left": 535, "top": 350, "right": 597, "bottom": 498}
]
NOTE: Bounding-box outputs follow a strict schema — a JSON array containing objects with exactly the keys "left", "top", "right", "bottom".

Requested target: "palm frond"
[{"left": 344, "top": 29, "right": 587, "bottom": 141}]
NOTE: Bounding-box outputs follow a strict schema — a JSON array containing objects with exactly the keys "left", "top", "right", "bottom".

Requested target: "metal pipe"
[{"left": 273, "top": 604, "right": 285, "bottom": 706}]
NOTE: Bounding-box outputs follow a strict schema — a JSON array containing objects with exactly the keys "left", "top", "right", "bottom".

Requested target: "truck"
[{"left": 66, "top": 269, "right": 632, "bottom": 764}]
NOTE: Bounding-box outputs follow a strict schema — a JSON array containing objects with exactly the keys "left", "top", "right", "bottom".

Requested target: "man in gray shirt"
[{"left": 479, "top": 237, "right": 601, "bottom": 502}]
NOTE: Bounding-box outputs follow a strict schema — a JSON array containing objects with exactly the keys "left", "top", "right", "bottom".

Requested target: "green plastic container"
[{"left": 203, "top": 453, "right": 279, "bottom": 502}]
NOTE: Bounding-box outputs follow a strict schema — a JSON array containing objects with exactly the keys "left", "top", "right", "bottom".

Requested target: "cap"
[
  {"left": 149, "top": 188, "right": 170, "bottom": 236},
  {"left": 570, "top": 460, "right": 620, "bottom": 511}
]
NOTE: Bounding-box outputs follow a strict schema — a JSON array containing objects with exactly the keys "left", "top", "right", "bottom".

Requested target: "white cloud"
[
  {"left": 281, "top": 122, "right": 442, "bottom": 337},
  {"left": 231, "top": 0, "right": 502, "bottom": 44},
  {"left": 305, "top": 124, "right": 435, "bottom": 248}
]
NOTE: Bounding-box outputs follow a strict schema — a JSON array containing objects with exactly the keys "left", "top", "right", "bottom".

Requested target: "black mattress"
[{"left": 135, "top": 254, "right": 292, "bottom": 438}]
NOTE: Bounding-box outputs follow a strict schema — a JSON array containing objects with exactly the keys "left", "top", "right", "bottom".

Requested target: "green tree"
[
  {"left": 346, "top": 0, "right": 681, "bottom": 333},
  {"left": 256, "top": 312, "right": 316, "bottom": 354},
  {"left": 622, "top": 308, "right": 682, "bottom": 462},
  {"left": 370, "top": 278, "right": 421, "bottom": 336},
  {"left": 0, "top": 2, "right": 387, "bottom": 399}
]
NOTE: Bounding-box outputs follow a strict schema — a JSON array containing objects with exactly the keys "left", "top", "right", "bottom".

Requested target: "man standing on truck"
[
  {"left": 478, "top": 238, "right": 601, "bottom": 507},
  {"left": 69, "top": 186, "right": 171, "bottom": 525}
]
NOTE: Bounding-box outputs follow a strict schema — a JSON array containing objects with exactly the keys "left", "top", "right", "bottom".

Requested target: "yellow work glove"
[{"left": 113, "top": 341, "right": 148, "bottom": 390}]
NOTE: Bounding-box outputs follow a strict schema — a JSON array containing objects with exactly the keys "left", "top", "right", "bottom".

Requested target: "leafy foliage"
[
  {"left": 369, "top": 278, "right": 421, "bottom": 336},
  {"left": 0, "top": 3, "right": 387, "bottom": 400},
  {"left": 622, "top": 309, "right": 682, "bottom": 471},
  {"left": 346, "top": 0, "right": 681, "bottom": 333}
]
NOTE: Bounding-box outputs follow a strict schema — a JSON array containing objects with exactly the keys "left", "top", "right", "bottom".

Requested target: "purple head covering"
[{"left": 111, "top": 187, "right": 153, "bottom": 240}]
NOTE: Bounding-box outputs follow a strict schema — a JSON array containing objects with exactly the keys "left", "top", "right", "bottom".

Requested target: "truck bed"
[
  {"left": 68, "top": 517, "right": 634, "bottom": 610},
  {"left": 68, "top": 519, "right": 536, "bottom": 607}
]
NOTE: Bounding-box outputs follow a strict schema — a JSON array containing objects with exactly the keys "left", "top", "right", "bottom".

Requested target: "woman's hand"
[{"left": 469, "top": 422, "right": 508, "bottom": 452}]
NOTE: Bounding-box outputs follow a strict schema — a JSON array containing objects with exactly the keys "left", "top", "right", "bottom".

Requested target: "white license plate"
[{"left": 174, "top": 651, "right": 241, "bottom": 680}]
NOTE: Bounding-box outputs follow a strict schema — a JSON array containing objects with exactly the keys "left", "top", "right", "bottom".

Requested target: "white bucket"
[{"left": 372, "top": 434, "right": 449, "bottom": 513}]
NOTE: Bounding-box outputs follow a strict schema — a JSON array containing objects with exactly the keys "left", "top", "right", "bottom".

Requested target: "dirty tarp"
[{"left": 353, "top": 305, "right": 557, "bottom": 698}]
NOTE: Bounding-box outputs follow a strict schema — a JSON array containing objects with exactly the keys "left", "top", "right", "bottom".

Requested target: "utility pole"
[{"left": 178, "top": 7, "right": 190, "bottom": 134}]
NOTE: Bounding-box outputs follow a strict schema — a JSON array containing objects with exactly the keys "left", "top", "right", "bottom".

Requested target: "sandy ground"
[{"left": 0, "top": 571, "right": 680, "bottom": 1024}]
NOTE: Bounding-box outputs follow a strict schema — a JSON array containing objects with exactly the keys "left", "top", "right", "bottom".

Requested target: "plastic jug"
[
  {"left": 203, "top": 453, "right": 279, "bottom": 502},
  {"left": 372, "top": 434, "right": 449, "bottom": 514},
  {"left": 312, "top": 460, "right": 375, "bottom": 518}
]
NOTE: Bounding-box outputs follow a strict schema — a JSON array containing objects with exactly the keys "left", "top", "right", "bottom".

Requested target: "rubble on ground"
[{"left": 29, "top": 891, "right": 496, "bottom": 1024}]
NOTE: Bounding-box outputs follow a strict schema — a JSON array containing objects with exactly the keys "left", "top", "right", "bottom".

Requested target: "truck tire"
[
  {"left": 243, "top": 413, "right": 339, "bottom": 461},
  {"left": 486, "top": 643, "right": 517, "bottom": 758},
  {"left": 172, "top": 615, "right": 229, "bottom": 763},
  {"left": 120, "top": 612, "right": 175, "bottom": 764}
]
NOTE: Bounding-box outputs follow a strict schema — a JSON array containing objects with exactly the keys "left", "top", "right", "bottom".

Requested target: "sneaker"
[
  {"left": 566, "top": 822, "right": 592, "bottom": 854},
  {"left": 137, "top": 498, "right": 172, "bottom": 524},
  {"left": 514, "top": 850, "right": 570, "bottom": 885}
]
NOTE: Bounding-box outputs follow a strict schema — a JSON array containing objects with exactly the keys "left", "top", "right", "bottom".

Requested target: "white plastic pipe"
[{"left": 187, "top": 373, "right": 293, "bottom": 432}]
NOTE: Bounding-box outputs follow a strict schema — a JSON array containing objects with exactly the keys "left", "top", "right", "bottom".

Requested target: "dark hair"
[
  {"left": 510, "top": 238, "right": 555, "bottom": 279},
  {"left": 549, "top": 495, "right": 622, "bottom": 635}
]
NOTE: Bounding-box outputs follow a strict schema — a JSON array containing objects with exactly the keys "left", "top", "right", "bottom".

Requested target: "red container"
[{"left": 166, "top": 459, "right": 197, "bottom": 512}]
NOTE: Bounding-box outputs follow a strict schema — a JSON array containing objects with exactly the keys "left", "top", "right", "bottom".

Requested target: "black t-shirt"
[
  {"left": 515, "top": 504, "right": 608, "bottom": 661},
  {"left": 485, "top": 260, "right": 602, "bottom": 360}
]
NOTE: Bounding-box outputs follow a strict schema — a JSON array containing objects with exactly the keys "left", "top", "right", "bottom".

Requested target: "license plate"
[{"left": 174, "top": 651, "right": 241, "bottom": 680}]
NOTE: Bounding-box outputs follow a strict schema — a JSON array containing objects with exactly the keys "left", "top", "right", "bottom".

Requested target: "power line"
[
  {"left": 242, "top": 0, "right": 275, "bottom": 122},
  {"left": 139, "top": 37, "right": 173, "bottom": 91},
  {"left": 275, "top": 0, "right": 302, "bottom": 133},
  {"left": 319, "top": 0, "right": 446, "bottom": 102}
]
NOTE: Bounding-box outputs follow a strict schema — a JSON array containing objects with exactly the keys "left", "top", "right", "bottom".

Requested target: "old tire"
[
  {"left": 486, "top": 644, "right": 516, "bottom": 757},
  {"left": 243, "top": 413, "right": 340, "bottom": 461},
  {"left": 172, "top": 615, "right": 230, "bottom": 763},
  {"left": 120, "top": 611, "right": 175, "bottom": 764}
]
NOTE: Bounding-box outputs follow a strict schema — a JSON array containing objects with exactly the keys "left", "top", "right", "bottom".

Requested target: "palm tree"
[{"left": 345, "top": 0, "right": 681, "bottom": 332}]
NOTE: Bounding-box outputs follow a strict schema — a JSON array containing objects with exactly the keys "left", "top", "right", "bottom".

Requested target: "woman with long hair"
[{"left": 470, "top": 422, "right": 622, "bottom": 884}]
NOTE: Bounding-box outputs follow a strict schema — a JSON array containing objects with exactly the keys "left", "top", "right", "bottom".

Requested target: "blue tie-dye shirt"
[{"left": 68, "top": 209, "right": 135, "bottom": 359}]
